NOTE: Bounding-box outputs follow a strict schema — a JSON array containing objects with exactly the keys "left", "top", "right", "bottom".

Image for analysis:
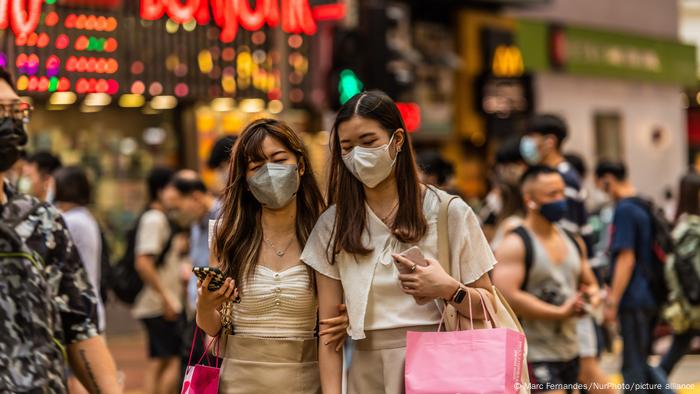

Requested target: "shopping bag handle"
[
  {"left": 438, "top": 287, "right": 491, "bottom": 331},
  {"left": 187, "top": 326, "right": 221, "bottom": 368}
]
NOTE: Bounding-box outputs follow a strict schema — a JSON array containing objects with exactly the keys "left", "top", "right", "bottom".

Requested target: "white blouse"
[
  {"left": 230, "top": 264, "right": 317, "bottom": 340},
  {"left": 301, "top": 187, "right": 497, "bottom": 340}
]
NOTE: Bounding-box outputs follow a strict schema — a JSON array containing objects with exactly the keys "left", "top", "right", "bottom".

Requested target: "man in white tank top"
[{"left": 494, "top": 166, "right": 600, "bottom": 394}]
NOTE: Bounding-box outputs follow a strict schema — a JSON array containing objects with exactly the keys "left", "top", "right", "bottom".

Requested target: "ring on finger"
[{"left": 410, "top": 264, "right": 417, "bottom": 272}]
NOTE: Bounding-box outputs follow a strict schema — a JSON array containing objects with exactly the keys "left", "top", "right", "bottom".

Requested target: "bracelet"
[{"left": 219, "top": 300, "right": 234, "bottom": 335}]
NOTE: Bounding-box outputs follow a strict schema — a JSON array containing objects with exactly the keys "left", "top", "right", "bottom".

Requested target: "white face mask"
[
  {"left": 45, "top": 180, "right": 55, "bottom": 203},
  {"left": 16, "top": 175, "right": 31, "bottom": 194},
  {"left": 519, "top": 136, "right": 542, "bottom": 165},
  {"left": 342, "top": 134, "right": 397, "bottom": 188},
  {"left": 247, "top": 163, "right": 300, "bottom": 209}
]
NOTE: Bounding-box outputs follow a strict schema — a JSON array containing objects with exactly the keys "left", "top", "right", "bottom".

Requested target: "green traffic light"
[{"left": 338, "top": 69, "right": 363, "bottom": 104}]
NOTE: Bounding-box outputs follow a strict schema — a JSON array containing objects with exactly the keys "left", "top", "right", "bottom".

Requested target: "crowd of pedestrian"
[{"left": 2, "top": 60, "right": 700, "bottom": 394}]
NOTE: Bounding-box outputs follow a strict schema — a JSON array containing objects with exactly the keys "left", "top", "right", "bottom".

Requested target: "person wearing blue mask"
[
  {"left": 494, "top": 165, "right": 600, "bottom": 394},
  {"left": 521, "top": 116, "right": 612, "bottom": 393}
]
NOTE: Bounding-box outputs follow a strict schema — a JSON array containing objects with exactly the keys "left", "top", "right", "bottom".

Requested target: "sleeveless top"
[
  {"left": 229, "top": 264, "right": 317, "bottom": 340},
  {"left": 521, "top": 226, "right": 581, "bottom": 362}
]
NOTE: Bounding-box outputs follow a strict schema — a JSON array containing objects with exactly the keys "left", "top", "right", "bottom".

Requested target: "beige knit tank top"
[{"left": 228, "top": 264, "right": 317, "bottom": 339}]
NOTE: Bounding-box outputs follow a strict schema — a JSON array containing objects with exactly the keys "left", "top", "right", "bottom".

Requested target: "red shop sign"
[
  {"left": 0, "top": 0, "right": 43, "bottom": 37},
  {"left": 141, "top": 0, "right": 335, "bottom": 43}
]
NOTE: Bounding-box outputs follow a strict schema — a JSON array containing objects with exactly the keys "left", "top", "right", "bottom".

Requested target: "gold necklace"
[
  {"left": 380, "top": 200, "right": 399, "bottom": 223},
  {"left": 263, "top": 236, "right": 295, "bottom": 257}
]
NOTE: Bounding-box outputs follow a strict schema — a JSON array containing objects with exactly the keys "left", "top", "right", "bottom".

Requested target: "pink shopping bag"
[
  {"left": 181, "top": 327, "right": 220, "bottom": 394},
  {"left": 405, "top": 289, "right": 526, "bottom": 394}
]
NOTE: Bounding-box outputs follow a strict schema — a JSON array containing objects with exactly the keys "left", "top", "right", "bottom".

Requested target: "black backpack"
[
  {"left": 98, "top": 228, "right": 113, "bottom": 303},
  {"left": 111, "top": 212, "right": 176, "bottom": 305},
  {"left": 511, "top": 225, "right": 583, "bottom": 289},
  {"left": 628, "top": 197, "right": 673, "bottom": 307}
]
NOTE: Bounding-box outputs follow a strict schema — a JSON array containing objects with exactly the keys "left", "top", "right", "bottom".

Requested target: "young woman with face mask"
[
  {"left": 301, "top": 91, "right": 498, "bottom": 393},
  {"left": 196, "top": 119, "right": 348, "bottom": 394}
]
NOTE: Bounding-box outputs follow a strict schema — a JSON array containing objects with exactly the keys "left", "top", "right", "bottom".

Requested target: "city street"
[{"left": 3, "top": 0, "right": 700, "bottom": 393}]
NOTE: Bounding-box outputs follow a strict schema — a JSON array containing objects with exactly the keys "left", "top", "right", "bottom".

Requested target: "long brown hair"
[
  {"left": 213, "top": 118, "right": 325, "bottom": 284},
  {"left": 327, "top": 91, "right": 427, "bottom": 263}
]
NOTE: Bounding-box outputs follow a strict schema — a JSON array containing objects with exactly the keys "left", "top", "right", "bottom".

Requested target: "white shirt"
[
  {"left": 131, "top": 209, "right": 184, "bottom": 319},
  {"left": 301, "top": 187, "right": 497, "bottom": 339},
  {"left": 62, "top": 206, "right": 106, "bottom": 331}
]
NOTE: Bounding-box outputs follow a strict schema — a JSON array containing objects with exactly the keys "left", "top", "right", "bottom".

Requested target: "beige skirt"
[
  {"left": 218, "top": 335, "right": 321, "bottom": 394},
  {"left": 348, "top": 325, "right": 438, "bottom": 394}
]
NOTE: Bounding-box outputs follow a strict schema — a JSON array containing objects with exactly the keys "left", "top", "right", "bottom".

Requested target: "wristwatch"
[{"left": 450, "top": 286, "right": 467, "bottom": 304}]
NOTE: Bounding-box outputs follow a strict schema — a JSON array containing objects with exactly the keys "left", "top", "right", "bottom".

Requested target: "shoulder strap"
[
  {"left": 561, "top": 228, "right": 583, "bottom": 258},
  {"left": 436, "top": 189, "right": 459, "bottom": 280},
  {"left": 511, "top": 226, "right": 534, "bottom": 290}
]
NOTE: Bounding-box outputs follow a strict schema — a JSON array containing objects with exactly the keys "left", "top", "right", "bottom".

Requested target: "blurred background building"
[{"left": 511, "top": 0, "right": 695, "bottom": 203}]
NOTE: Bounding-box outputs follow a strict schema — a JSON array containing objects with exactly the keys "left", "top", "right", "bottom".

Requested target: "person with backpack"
[
  {"left": 131, "top": 166, "right": 190, "bottom": 394},
  {"left": 519, "top": 116, "right": 612, "bottom": 392},
  {"left": 0, "top": 67, "right": 120, "bottom": 392},
  {"left": 494, "top": 165, "right": 599, "bottom": 394},
  {"left": 659, "top": 172, "right": 700, "bottom": 375},
  {"left": 594, "top": 160, "right": 672, "bottom": 393}
]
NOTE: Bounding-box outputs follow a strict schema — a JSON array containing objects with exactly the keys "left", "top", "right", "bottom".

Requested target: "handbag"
[
  {"left": 404, "top": 189, "right": 530, "bottom": 393},
  {"left": 405, "top": 289, "right": 526, "bottom": 394},
  {"left": 181, "top": 326, "right": 221, "bottom": 394}
]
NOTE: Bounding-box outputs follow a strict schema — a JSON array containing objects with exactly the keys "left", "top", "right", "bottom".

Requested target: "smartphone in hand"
[
  {"left": 192, "top": 266, "right": 226, "bottom": 291},
  {"left": 394, "top": 246, "right": 428, "bottom": 274},
  {"left": 394, "top": 246, "right": 432, "bottom": 305}
]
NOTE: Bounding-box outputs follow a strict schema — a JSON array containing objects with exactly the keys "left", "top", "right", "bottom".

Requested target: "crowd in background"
[{"left": 2, "top": 60, "right": 700, "bottom": 393}]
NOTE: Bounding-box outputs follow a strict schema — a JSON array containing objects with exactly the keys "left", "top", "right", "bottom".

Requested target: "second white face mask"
[
  {"left": 342, "top": 134, "right": 397, "bottom": 188},
  {"left": 247, "top": 163, "right": 300, "bottom": 209}
]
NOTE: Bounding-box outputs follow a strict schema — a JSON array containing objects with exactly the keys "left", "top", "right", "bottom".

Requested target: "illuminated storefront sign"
[
  {"left": 491, "top": 45, "right": 524, "bottom": 78},
  {"left": 0, "top": 0, "right": 343, "bottom": 41},
  {"left": 0, "top": 0, "right": 43, "bottom": 36},
  {"left": 141, "top": 0, "right": 326, "bottom": 43},
  {"left": 516, "top": 19, "right": 697, "bottom": 85}
]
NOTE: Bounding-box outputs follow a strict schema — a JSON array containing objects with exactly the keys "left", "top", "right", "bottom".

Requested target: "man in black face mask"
[
  {"left": 0, "top": 67, "right": 121, "bottom": 393},
  {"left": 494, "top": 165, "right": 600, "bottom": 394}
]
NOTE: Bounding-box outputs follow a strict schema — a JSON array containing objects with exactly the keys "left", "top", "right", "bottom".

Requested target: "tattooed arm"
[{"left": 67, "top": 335, "right": 121, "bottom": 394}]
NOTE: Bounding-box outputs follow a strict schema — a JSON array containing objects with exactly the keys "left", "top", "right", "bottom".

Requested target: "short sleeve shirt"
[
  {"left": 301, "top": 187, "right": 497, "bottom": 339},
  {"left": 62, "top": 207, "right": 106, "bottom": 331},
  {"left": 131, "top": 209, "right": 185, "bottom": 319},
  {"left": 558, "top": 162, "right": 588, "bottom": 232},
  {"left": 609, "top": 198, "right": 656, "bottom": 309}
]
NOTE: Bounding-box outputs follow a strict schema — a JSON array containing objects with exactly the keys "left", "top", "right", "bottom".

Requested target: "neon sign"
[
  {"left": 491, "top": 45, "right": 524, "bottom": 78},
  {"left": 0, "top": 0, "right": 42, "bottom": 37},
  {"left": 141, "top": 0, "right": 324, "bottom": 43}
]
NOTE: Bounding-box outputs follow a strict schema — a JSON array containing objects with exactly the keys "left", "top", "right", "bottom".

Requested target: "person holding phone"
[
  {"left": 195, "top": 119, "right": 348, "bottom": 394},
  {"left": 301, "top": 91, "right": 498, "bottom": 394}
]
